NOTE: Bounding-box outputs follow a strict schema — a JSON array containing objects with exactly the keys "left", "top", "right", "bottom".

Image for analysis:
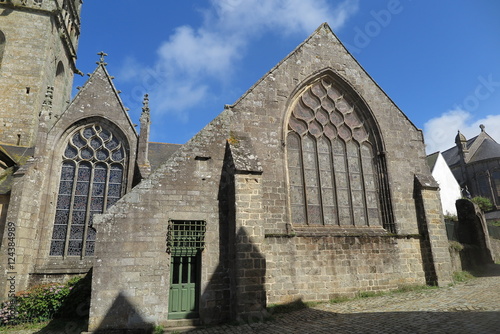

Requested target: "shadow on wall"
[
  {"left": 455, "top": 199, "right": 495, "bottom": 270},
  {"left": 86, "top": 292, "right": 154, "bottom": 333},
  {"left": 413, "top": 177, "right": 439, "bottom": 286},
  {"left": 194, "top": 262, "right": 500, "bottom": 332},
  {"left": 44, "top": 142, "right": 267, "bottom": 331},
  {"left": 198, "top": 143, "right": 267, "bottom": 325},
  {"left": 33, "top": 270, "right": 155, "bottom": 333},
  {"left": 195, "top": 143, "right": 235, "bottom": 324},
  {"left": 34, "top": 270, "right": 92, "bottom": 334}
]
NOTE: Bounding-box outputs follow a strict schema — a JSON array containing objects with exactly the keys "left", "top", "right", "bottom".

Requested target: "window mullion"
[
  {"left": 103, "top": 164, "right": 110, "bottom": 211},
  {"left": 298, "top": 136, "right": 309, "bottom": 225},
  {"left": 357, "top": 143, "right": 369, "bottom": 226},
  {"left": 345, "top": 141, "right": 355, "bottom": 226},
  {"left": 314, "top": 137, "right": 325, "bottom": 225},
  {"left": 328, "top": 138, "right": 340, "bottom": 226},
  {"left": 63, "top": 161, "right": 79, "bottom": 258},
  {"left": 82, "top": 162, "right": 95, "bottom": 258}
]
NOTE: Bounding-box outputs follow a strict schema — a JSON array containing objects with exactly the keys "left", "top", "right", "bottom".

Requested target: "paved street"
[{"left": 181, "top": 264, "right": 500, "bottom": 334}]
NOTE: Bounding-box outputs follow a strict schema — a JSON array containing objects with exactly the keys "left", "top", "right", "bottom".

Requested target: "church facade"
[
  {"left": 0, "top": 1, "right": 453, "bottom": 331},
  {"left": 442, "top": 126, "right": 500, "bottom": 220}
]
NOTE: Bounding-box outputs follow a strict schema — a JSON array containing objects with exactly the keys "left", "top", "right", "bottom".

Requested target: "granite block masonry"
[{"left": 0, "top": 3, "right": 454, "bottom": 331}]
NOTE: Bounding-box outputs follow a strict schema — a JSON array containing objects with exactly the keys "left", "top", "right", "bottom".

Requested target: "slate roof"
[
  {"left": 441, "top": 135, "right": 478, "bottom": 167},
  {"left": 0, "top": 144, "right": 35, "bottom": 195},
  {"left": 0, "top": 142, "right": 180, "bottom": 194},
  {"left": 441, "top": 128, "right": 500, "bottom": 168},
  {"left": 426, "top": 151, "right": 439, "bottom": 172},
  {"left": 147, "top": 142, "right": 182, "bottom": 171},
  {"left": 469, "top": 137, "right": 500, "bottom": 163},
  {"left": 1, "top": 145, "right": 35, "bottom": 164},
  {"left": 0, "top": 167, "right": 15, "bottom": 195}
]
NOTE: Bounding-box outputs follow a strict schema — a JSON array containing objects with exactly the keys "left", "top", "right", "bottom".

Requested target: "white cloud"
[
  {"left": 157, "top": 26, "right": 243, "bottom": 77},
  {"left": 211, "top": 0, "right": 359, "bottom": 35},
  {"left": 120, "top": 0, "right": 360, "bottom": 119},
  {"left": 154, "top": 81, "right": 209, "bottom": 122},
  {"left": 424, "top": 109, "right": 500, "bottom": 154}
]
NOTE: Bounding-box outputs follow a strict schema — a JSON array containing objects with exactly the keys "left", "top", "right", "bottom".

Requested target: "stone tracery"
[
  {"left": 50, "top": 123, "right": 126, "bottom": 257},
  {"left": 287, "top": 77, "right": 384, "bottom": 228}
]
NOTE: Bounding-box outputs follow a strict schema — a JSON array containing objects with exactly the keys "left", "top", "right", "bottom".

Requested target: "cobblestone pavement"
[{"left": 181, "top": 264, "right": 500, "bottom": 334}]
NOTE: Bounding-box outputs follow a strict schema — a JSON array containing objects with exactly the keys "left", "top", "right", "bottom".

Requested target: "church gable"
[
  {"left": 43, "top": 61, "right": 139, "bottom": 192},
  {"left": 85, "top": 23, "right": 455, "bottom": 330},
  {"left": 53, "top": 62, "right": 137, "bottom": 142},
  {"left": 0, "top": 59, "right": 141, "bottom": 285},
  {"left": 88, "top": 110, "right": 233, "bottom": 329},
  {"left": 228, "top": 23, "right": 428, "bottom": 234},
  {"left": 231, "top": 23, "right": 419, "bottom": 136}
]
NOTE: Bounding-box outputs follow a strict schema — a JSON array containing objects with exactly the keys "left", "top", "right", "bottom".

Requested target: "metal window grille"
[{"left": 167, "top": 220, "right": 206, "bottom": 256}]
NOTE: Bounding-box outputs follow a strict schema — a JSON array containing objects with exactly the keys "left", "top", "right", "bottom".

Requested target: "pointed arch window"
[
  {"left": 476, "top": 172, "right": 491, "bottom": 201},
  {"left": 50, "top": 123, "right": 127, "bottom": 257},
  {"left": 286, "top": 77, "right": 394, "bottom": 231},
  {"left": 491, "top": 170, "right": 500, "bottom": 207}
]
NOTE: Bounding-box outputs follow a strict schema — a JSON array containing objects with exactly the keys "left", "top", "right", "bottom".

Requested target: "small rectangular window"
[{"left": 167, "top": 220, "right": 206, "bottom": 256}]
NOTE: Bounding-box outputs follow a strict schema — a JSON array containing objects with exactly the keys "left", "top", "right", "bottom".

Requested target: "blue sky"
[{"left": 73, "top": 0, "right": 500, "bottom": 153}]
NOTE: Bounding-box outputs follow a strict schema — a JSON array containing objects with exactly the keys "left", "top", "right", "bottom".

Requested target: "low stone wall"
[
  {"left": 28, "top": 273, "right": 85, "bottom": 288},
  {"left": 448, "top": 237, "right": 499, "bottom": 273},
  {"left": 489, "top": 237, "right": 500, "bottom": 262},
  {"left": 263, "top": 235, "right": 426, "bottom": 304}
]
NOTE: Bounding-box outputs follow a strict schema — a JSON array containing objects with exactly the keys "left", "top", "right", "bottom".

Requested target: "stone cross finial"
[
  {"left": 96, "top": 51, "right": 108, "bottom": 66},
  {"left": 138, "top": 93, "right": 151, "bottom": 176},
  {"left": 142, "top": 94, "right": 150, "bottom": 113},
  {"left": 140, "top": 94, "right": 150, "bottom": 123}
]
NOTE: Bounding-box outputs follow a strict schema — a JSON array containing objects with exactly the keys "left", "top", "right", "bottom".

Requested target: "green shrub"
[
  {"left": 154, "top": 325, "right": 165, "bottom": 334},
  {"left": 452, "top": 271, "right": 474, "bottom": 283},
  {"left": 449, "top": 241, "right": 464, "bottom": 252},
  {"left": 54, "top": 272, "right": 91, "bottom": 319},
  {"left": 357, "top": 291, "right": 383, "bottom": 298},
  {"left": 0, "top": 276, "right": 83, "bottom": 326},
  {"left": 470, "top": 196, "right": 493, "bottom": 211},
  {"left": 444, "top": 213, "right": 458, "bottom": 221}
]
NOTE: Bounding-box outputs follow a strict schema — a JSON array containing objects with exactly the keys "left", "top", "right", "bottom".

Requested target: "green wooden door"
[
  {"left": 167, "top": 220, "right": 206, "bottom": 320},
  {"left": 168, "top": 254, "right": 200, "bottom": 319}
]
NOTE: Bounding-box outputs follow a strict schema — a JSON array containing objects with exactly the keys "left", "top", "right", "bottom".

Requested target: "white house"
[{"left": 427, "top": 152, "right": 462, "bottom": 216}]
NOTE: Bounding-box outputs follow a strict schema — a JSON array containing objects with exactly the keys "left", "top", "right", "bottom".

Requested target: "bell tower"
[{"left": 0, "top": 0, "right": 82, "bottom": 147}]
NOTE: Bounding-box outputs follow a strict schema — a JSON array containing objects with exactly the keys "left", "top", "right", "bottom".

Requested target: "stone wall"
[
  {"left": 0, "top": 63, "right": 139, "bottom": 300},
  {"left": 88, "top": 111, "right": 233, "bottom": 331},
  {"left": 449, "top": 237, "right": 499, "bottom": 273},
  {"left": 86, "top": 23, "right": 451, "bottom": 330},
  {"left": 264, "top": 235, "right": 425, "bottom": 304},
  {"left": 488, "top": 237, "right": 500, "bottom": 262},
  {"left": 0, "top": 3, "right": 76, "bottom": 147}
]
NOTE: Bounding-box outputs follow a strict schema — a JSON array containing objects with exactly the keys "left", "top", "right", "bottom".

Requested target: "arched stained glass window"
[
  {"left": 286, "top": 77, "right": 391, "bottom": 230},
  {"left": 50, "top": 123, "right": 127, "bottom": 257},
  {"left": 476, "top": 173, "right": 491, "bottom": 200}
]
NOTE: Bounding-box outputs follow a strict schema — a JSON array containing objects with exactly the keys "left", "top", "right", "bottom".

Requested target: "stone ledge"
[
  {"left": 289, "top": 226, "right": 389, "bottom": 238},
  {"left": 265, "top": 229, "right": 423, "bottom": 239}
]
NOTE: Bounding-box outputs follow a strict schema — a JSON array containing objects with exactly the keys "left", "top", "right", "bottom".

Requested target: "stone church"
[
  {"left": 442, "top": 126, "right": 500, "bottom": 220},
  {"left": 0, "top": 0, "right": 454, "bottom": 331}
]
